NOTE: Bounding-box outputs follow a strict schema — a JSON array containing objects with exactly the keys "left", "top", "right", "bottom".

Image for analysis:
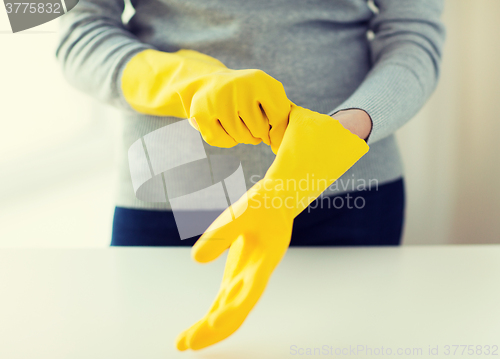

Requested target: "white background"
[{"left": 0, "top": 0, "right": 499, "bottom": 247}]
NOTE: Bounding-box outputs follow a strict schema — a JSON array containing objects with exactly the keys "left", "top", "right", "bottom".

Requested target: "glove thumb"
[{"left": 191, "top": 207, "right": 238, "bottom": 263}]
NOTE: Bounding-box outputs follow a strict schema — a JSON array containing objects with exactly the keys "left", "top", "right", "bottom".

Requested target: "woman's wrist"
[{"left": 331, "top": 108, "right": 372, "bottom": 141}]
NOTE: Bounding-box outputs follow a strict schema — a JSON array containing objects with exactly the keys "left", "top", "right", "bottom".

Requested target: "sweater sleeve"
[
  {"left": 328, "top": 0, "right": 446, "bottom": 145},
  {"left": 55, "top": 0, "right": 152, "bottom": 110}
]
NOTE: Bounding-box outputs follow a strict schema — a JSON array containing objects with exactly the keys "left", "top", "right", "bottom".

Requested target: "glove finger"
[
  {"left": 238, "top": 100, "right": 271, "bottom": 146},
  {"left": 175, "top": 327, "right": 190, "bottom": 351},
  {"left": 191, "top": 115, "right": 238, "bottom": 148},
  {"left": 217, "top": 113, "right": 262, "bottom": 145},
  {"left": 175, "top": 317, "right": 212, "bottom": 351},
  {"left": 175, "top": 283, "right": 234, "bottom": 351},
  {"left": 210, "top": 251, "right": 273, "bottom": 329},
  {"left": 190, "top": 90, "right": 238, "bottom": 148},
  {"left": 259, "top": 100, "right": 290, "bottom": 155},
  {"left": 191, "top": 208, "right": 238, "bottom": 263},
  {"left": 184, "top": 239, "right": 259, "bottom": 350},
  {"left": 185, "top": 316, "right": 236, "bottom": 351}
]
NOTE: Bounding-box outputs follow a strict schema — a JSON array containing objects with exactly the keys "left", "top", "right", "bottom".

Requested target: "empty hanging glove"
[{"left": 175, "top": 102, "right": 370, "bottom": 351}]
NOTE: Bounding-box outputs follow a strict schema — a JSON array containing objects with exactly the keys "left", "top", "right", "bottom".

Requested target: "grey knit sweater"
[{"left": 56, "top": 0, "right": 445, "bottom": 210}]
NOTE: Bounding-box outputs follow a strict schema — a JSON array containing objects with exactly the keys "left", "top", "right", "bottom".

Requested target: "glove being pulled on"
[{"left": 175, "top": 103, "right": 370, "bottom": 351}]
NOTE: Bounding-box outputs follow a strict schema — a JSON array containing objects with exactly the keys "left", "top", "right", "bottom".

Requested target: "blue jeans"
[{"left": 111, "top": 178, "right": 405, "bottom": 246}]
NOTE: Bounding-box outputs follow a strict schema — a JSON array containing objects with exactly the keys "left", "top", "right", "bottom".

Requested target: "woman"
[{"left": 57, "top": 0, "right": 445, "bottom": 349}]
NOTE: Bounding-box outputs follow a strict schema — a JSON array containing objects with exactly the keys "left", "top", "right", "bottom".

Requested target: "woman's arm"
[
  {"left": 333, "top": 108, "right": 372, "bottom": 141},
  {"left": 56, "top": 0, "right": 152, "bottom": 110},
  {"left": 329, "top": 0, "right": 446, "bottom": 144},
  {"left": 56, "top": 0, "right": 290, "bottom": 151}
]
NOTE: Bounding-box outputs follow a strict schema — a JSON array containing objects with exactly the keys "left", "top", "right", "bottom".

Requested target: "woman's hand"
[
  {"left": 332, "top": 109, "right": 372, "bottom": 141},
  {"left": 121, "top": 49, "right": 291, "bottom": 153}
]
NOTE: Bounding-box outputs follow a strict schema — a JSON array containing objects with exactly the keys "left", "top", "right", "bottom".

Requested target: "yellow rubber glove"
[
  {"left": 121, "top": 49, "right": 290, "bottom": 153},
  {"left": 175, "top": 103, "right": 369, "bottom": 351}
]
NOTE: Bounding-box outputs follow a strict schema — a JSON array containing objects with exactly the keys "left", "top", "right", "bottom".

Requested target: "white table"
[{"left": 1, "top": 246, "right": 499, "bottom": 359}]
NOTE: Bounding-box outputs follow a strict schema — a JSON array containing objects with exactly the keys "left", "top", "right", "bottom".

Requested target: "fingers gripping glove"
[
  {"left": 121, "top": 49, "right": 290, "bottom": 153},
  {"left": 175, "top": 103, "right": 370, "bottom": 351}
]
